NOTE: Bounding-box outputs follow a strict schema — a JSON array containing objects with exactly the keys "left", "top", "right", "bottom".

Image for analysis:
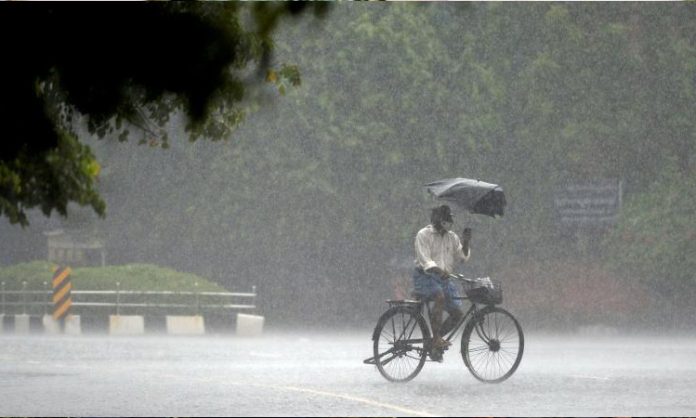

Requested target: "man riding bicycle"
[{"left": 413, "top": 204, "right": 472, "bottom": 357}]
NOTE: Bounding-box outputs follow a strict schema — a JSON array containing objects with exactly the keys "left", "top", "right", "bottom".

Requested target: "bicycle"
[{"left": 364, "top": 274, "right": 524, "bottom": 383}]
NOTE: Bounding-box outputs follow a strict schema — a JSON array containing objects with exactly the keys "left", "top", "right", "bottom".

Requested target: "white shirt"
[{"left": 414, "top": 224, "right": 470, "bottom": 273}]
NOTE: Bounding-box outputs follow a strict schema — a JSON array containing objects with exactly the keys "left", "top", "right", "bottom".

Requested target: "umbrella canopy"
[{"left": 425, "top": 177, "right": 506, "bottom": 217}]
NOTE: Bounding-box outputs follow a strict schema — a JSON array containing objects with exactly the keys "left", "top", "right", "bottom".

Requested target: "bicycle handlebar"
[{"left": 447, "top": 273, "right": 477, "bottom": 283}]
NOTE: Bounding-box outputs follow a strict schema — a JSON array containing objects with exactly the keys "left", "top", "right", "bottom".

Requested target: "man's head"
[{"left": 431, "top": 204, "right": 453, "bottom": 234}]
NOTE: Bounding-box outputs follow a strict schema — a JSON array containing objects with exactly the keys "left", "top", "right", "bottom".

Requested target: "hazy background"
[{"left": 1, "top": 3, "right": 694, "bottom": 332}]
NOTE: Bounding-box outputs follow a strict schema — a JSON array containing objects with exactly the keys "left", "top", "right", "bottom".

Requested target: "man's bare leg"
[
  {"left": 440, "top": 307, "right": 464, "bottom": 337},
  {"left": 431, "top": 291, "right": 450, "bottom": 349}
]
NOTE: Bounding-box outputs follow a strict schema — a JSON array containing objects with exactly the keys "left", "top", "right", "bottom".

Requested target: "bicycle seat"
[
  {"left": 386, "top": 299, "right": 421, "bottom": 309},
  {"left": 384, "top": 291, "right": 425, "bottom": 307}
]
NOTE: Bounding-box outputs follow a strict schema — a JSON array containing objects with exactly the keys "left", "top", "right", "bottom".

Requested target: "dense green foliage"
[
  {"left": 0, "top": 262, "right": 232, "bottom": 318},
  {"left": 0, "top": 2, "right": 326, "bottom": 226},
  {"left": 3, "top": 3, "right": 695, "bottom": 328},
  {"left": 603, "top": 167, "right": 696, "bottom": 297},
  {"left": 0, "top": 261, "right": 226, "bottom": 292}
]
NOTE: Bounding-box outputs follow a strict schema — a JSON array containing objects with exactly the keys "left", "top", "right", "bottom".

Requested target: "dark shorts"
[{"left": 412, "top": 268, "right": 462, "bottom": 311}]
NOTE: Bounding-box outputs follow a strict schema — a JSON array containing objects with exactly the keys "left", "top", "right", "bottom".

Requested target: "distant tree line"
[{"left": 3, "top": 3, "right": 695, "bottom": 328}]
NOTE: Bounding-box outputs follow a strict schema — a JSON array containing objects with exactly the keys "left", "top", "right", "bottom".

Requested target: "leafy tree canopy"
[{"left": 0, "top": 2, "right": 327, "bottom": 226}]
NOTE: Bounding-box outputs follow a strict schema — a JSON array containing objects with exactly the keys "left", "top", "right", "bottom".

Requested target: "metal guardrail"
[{"left": 0, "top": 281, "right": 256, "bottom": 316}]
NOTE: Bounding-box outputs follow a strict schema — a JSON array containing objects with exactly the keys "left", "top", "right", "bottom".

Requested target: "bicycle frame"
[{"left": 421, "top": 296, "right": 479, "bottom": 345}]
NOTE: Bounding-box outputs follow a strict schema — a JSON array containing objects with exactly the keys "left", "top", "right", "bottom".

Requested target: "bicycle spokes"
[
  {"left": 462, "top": 307, "right": 524, "bottom": 383},
  {"left": 373, "top": 307, "right": 428, "bottom": 382}
]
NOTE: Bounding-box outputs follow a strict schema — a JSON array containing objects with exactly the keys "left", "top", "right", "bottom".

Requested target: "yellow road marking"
[
  {"left": 251, "top": 383, "right": 438, "bottom": 417},
  {"left": 156, "top": 373, "right": 438, "bottom": 417}
]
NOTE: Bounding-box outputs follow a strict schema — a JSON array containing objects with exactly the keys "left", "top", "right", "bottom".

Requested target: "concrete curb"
[
  {"left": 166, "top": 315, "right": 205, "bottom": 335},
  {"left": 236, "top": 313, "right": 264, "bottom": 337},
  {"left": 65, "top": 315, "right": 81, "bottom": 335},
  {"left": 42, "top": 315, "right": 62, "bottom": 334},
  {"left": 109, "top": 315, "right": 145, "bottom": 335},
  {"left": 14, "top": 314, "right": 31, "bottom": 334}
]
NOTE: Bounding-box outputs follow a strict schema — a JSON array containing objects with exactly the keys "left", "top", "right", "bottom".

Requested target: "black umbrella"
[{"left": 425, "top": 177, "right": 506, "bottom": 217}]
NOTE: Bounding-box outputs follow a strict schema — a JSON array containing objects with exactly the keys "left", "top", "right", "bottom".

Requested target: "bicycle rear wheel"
[
  {"left": 373, "top": 306, "right": 429, "bottom": 382},
  {"left": 461, "top": 306, "right": 524, "bottom": 383}
]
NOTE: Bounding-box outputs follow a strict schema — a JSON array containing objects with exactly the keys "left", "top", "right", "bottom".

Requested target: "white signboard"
[{"left": 554, "top": 179, "right": 622, "bottom": 227}]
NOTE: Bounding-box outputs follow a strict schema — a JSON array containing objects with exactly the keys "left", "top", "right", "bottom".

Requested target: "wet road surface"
[{"left": 1, "top": 331, "right": 695, "bottom": 416}]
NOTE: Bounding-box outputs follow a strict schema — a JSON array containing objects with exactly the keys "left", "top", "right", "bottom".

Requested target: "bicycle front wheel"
[
  {"left": 461, "top": 306, "right": 524, "bottom": 383},
  {"left": 373, "top": 306, "right": 429, "bottom": 382}
]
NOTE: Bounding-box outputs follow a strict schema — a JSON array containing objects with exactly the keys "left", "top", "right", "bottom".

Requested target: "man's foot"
[
  {"left": 432, "top": 338, "right": 452, "bottom": 350},
  {"left": 429, "top": 349, "right": 443, "bottom": 362}
]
